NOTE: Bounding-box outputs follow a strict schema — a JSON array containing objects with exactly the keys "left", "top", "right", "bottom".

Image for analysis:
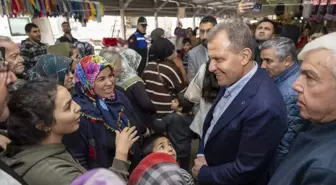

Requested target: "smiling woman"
[{"left": 63, "top": 55, "right": 144, "bottom": 172}]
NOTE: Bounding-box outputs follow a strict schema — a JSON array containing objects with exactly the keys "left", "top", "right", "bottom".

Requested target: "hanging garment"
[
  {"left": 85, "top": 2, "right": 91, "bottom": 19},
  {"left": 38, "top": 0, "right": 46, "bottom": 17},
  {"left": 44, "top": 0, "right": 50, "bottom": 14},
  {"left": 100, "top": 2, "right": 104, "bottom": 17},
  {"left": 89, "top": 2, "right": 95, "bottom": 20},
  {"left": 49, "top": 0, "right": 55, "bottom": 16},
  {"left": 12, "top": 0, "right": 21, "bottom": 16},
  {"left": 25, "top": 0, "right": 33, "bottom": 16},
  {"left": 18, "top": 0, "right": 26, "bottom": 16},
  {"left": 5, "top": 0, "right": 12, "bottom": 16},
  {"left": 81, "top": 1, "right": 87, "bottom": 20},
  {"left": 94, "top": 2, "right": 101, "bottom": 22},
  {"left": 0, "top": 0, "right": 4, "bottom": 16},
  {"left": 325, "top": 0, "right": 336, "bottom": 21}
]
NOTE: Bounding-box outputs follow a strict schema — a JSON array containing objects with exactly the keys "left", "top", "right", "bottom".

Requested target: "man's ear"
[
  {"left": 284, "top": 56, "right": 292, "bottom": 68},
  {"left": 240, "top": 48, "right": 253, "bottom": 66}
]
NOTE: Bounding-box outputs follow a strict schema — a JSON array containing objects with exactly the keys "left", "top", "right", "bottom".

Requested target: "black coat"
[{"left": 116, "top": 82, "right": 156, "bottom": 130}]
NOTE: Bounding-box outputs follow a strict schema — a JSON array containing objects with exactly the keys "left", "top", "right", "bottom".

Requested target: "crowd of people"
[{"left": 1, "top": 1, "right": 336, "bottom": 185}]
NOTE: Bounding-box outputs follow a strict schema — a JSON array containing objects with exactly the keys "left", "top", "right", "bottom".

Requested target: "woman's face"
[
  {"left": 64, "top": 71, "right": 74, "bottom": 90},
  {"left": 113, "top": 60, "right": 123, "bottom": 78},
  {"left": 94, "top": 67, "right": 115, "bottom": 98},
  {"left": 51, "top": 85, "right": 81, "bottom": 135}
]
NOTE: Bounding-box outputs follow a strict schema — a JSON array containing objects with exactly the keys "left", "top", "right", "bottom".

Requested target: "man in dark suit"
[{"left": 191, "top": 19, "right": 287, "bottom": 185}]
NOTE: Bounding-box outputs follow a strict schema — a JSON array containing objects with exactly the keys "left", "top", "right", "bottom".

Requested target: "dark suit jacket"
[{"left": 197, "top": 67, "right": 288, "bottom": 185}]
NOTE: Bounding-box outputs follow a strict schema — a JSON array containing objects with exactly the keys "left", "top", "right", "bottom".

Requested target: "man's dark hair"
[
  {"left": 176, "top": 93, "right": 194, "bottom": 114},
  {"left": 62, "top": 22, "right": 69, "bottom": 26},
  {"left": 200, "top": 16, "right": 217, "bottom": 26},
  {"left": 7, "top": 79, "right": 58, "bottom": 145},
  {"left": 142, "top": 133, "right": 168, "bottom": 158},
  {"left": 257, "top": 18, "right": 278, "bottom": 34},
  {"left": 24, "top": 23, "right": 38, "bottom": 33},
  {"left": 182, "top": 37, "right": 191, "bottom": 45}
]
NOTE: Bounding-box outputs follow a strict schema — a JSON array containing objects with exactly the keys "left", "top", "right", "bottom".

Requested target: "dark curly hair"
[
  {"left": 202, "top": 61, "right": 220, "bottom": 103},
  {"left": 7, "top": 79, "right": 58, "bottom": 145}
]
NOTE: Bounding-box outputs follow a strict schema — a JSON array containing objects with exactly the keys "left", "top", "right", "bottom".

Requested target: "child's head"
[
  {"left": 182, "top": 37, "right": 192, "bottom": 52},
  {"left": 142, "top": 133, "right": 177, "bottom": 160},
  {"left": 171, "top": 93, "right": 194, "bottom": 114}
]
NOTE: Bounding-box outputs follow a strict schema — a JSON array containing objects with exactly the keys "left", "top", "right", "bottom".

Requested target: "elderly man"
[
  {"left": 0, "top": 36, "right": 26, "bottom": 91},
  {"left": 192, "top": 19, "right": 287, "bottom": 185},
  {"left": 0, "top": 48, "right": 28, "bottom": 185},
  {"left": 187, "top": 16, "right": 217, "bottom": 82},
  {"left": 268, "top": 32, "right": 336, "bottom": 185},
  {"left": 260, "top": 37, "right": 309, "bottom": 169}
]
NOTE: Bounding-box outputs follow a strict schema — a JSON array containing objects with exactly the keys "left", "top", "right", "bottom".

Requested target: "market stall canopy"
[{"left": 99, "top": 0, "right": 302, "bottom": 18}]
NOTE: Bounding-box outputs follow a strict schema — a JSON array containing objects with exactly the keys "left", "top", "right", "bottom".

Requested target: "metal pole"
[
  {"left": 154, "top": 12, "right": 158, "bottom": 28},
  {"left": 120, "top": 0, "right": 126, "bottom": 40},
  {"left": 154, "top": 0, "right": 158, "bottom": 28}
]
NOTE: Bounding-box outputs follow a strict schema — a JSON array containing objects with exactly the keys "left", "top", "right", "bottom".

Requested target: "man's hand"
[
  {"left": 237, "top": 0, "right": 254, "bottom": 16},
  {"left": 0, "top": 135, "right": 10, "bottom": 150},
  {"left": 192, "top": 156, "right": 208, "bottom": 179}
]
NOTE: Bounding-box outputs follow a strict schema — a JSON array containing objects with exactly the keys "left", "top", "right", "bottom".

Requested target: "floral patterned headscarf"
[
  {"left": 75, "top": 55, "right": 113, "bottom": 100},
  {"left": 116, "top": 48, "right": 143, "bottom": 90},
  {"left": 74, "top": 55, "right": 129, "bottom": 132}
]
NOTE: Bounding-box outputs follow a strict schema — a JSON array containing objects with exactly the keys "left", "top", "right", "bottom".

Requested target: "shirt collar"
[
  {"left": 273, "top": 62, "right": 300, "bottom": 85},
  {"left": 225, "top": 62, "right": 258, "bottom": 97}
]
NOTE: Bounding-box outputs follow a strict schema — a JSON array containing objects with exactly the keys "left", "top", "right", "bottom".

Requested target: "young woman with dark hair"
[
  {"left": 1, "top": 79, "right": 137, "bottom": 185},
  {"left": 185, "top": 61, "right": 219, "bottom": 137}
]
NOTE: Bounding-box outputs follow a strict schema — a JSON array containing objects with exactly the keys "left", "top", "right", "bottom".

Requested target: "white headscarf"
[{"left": 116, "top": 48, "right": 143, "bottom": 89}]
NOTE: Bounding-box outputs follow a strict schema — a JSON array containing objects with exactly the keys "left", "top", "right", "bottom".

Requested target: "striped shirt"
[{"left": 142, "top": 61, "right": 186, "bottom": 119}]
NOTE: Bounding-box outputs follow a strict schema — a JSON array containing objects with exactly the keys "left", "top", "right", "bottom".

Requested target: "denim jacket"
[{"left": 273, "top": 62, "right": 310, "bottom": 169}]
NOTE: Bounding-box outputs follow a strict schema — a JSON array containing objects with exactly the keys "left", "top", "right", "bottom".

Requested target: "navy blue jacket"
[
  {"left": 273, "top": 63, "right": 310, "bottom": 169},
  {"left": 197, "top": 67, "right": 287, "bottom": 185},
  {"left": 128, "top": 30, "right": 148, "bottom": 75},
  {"left": 268, "top": 123, "right": 336, "bottom": 185}
]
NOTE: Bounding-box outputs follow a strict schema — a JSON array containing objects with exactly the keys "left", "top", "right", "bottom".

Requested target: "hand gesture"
[
  {"left": 237, "top": 0, "right": 254, "bottom": 16},
  {"left": 192, "top": 156, "right": 208, "bottom": 179},
  {"left": 115, "top": 127, "right": 139, "bottom": 161},
  {"left": 0, "top": 135, "right": 10, "bottom": 150}
]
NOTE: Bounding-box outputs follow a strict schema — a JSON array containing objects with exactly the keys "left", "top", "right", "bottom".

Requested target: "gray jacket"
[{"left": 187, "top": 44, "right": 208, "bottom": 82}]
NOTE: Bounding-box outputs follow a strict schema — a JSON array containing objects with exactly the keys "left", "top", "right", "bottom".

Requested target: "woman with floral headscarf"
[
  {"left": 63, "top": 55, "right": 144, "bottom": 174},
  {"left": 117, "top": 48, "right": 156, "bottom": 130},
  {"left": 29, "top": 53, "right": 74, "bottom": 91}
]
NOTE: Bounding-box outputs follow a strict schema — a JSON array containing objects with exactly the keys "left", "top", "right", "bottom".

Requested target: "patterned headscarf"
[
  {"left": 75, "top": 55, "right": 113, "bottom": 100},
  {"left": 74, "top": 55, "right": 129, "bottom": 131},
  {"left": 128, "top": 153, "right": 187, "bottom": 185},
  {"left": 29, "top": 54, "right": 72, "bottom": 85},
  {"left": 71, "top": 168, "right": 125, "bottom": 185},
  {"left": 74, "top": 41, "right": 95, "bottom": 59},
  {"left": 116, "top": 48, "right": 143, "bottom": 90}
]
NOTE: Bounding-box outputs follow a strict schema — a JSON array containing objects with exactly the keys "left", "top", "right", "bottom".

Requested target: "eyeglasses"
[{"left": 0, "top": 57, "right": 9, "bottom": 72}]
